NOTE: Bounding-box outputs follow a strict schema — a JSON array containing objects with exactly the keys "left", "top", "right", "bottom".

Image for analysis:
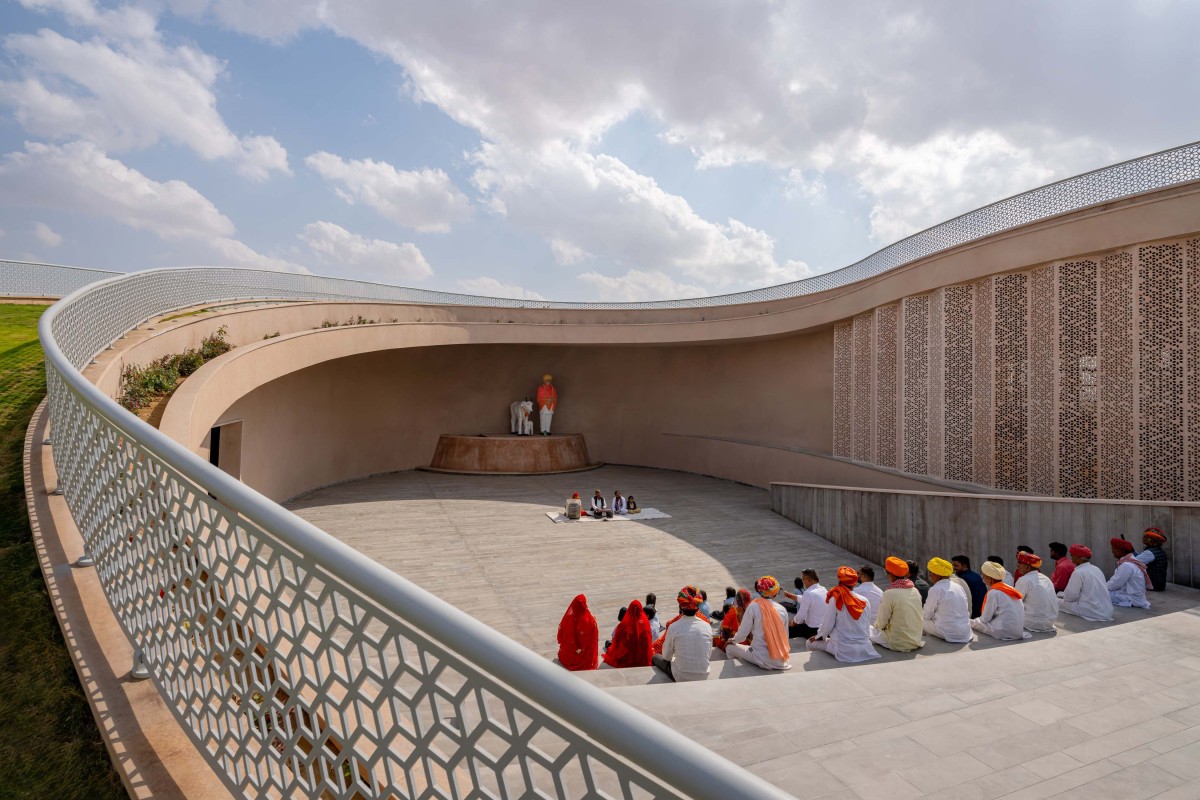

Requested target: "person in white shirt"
[
  {"left": 645, "top": 605, "right": 663, "bottom": 639},
  {"left": 589, "top": 489, "right": 611, "bottom": 519},
  {"left": 1136, "top": 528, "right": 1169, "bottom": 592},
  {"left": 726, "top": 576, "right": 791, "bottom": 671},
  {"left": 985, "top": 555, "right": 1016, "bottom": 586},
  {"left": 856, "top": 565, "right": 884, "bottom": 627},
  {"left": 1058, "top": 544, "right": 1114, "bottom": 621},
  {"left": 922, "top": 557, "right": 973, "bottom": 643},
  {"left": 1014, "top": 551, "right": 1058, "bottom": 632},
  {"left": 971, "top": 561, "right": 1031, "bottom": 641},
  {"left": 652, "top": 586, "right": 713, "bottom": 682},
  {"left": 807, "top": 567, "right": 880, "bottom": 663},
  {"left": 611, "top": 490, "right": 627, "bottom": 515},
  {"left": 1108, "top": 538, "right": 1152, "bottom": 609},
  {"left": 782, "top": 569, "right": 827, "bottom": 639}
]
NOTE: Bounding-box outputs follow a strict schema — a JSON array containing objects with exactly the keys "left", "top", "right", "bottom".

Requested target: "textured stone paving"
[{"left": 289, "top": 466, "right": 1200, "bottom": 799}]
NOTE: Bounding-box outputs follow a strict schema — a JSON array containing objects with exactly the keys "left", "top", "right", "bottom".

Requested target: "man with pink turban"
[
  {"left": 1057, "top": 545, "right": 1113, "bottom": 622},
  {"left": 725, "top": 576, "right": 791, "bottom": 671},
  {"left": 1107, "top": 538, "right": 1152, "bottom": 610}
]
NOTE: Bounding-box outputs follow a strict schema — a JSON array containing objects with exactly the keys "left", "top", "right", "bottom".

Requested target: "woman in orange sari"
[
  {"left": 557, "top": 594, "right": 600, "bottom": 670},
  {"left": 602, "top": 600, "right": 653, "bottom": 668},
  {"left": 715, "top": 588, "right": 752, "bottom": 651}
]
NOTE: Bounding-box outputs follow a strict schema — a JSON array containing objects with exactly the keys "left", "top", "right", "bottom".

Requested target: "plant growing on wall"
[{"left": 119, "top": 326, "right": 234, "bottom": 411}]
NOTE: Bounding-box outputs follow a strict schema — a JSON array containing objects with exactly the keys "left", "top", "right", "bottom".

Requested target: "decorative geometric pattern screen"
[
  {"left": 833, "top": 235, "right": 1200, "bottom": 501},
  {"left": 36, "top": 266, "right": 786, "bottom": 800}
]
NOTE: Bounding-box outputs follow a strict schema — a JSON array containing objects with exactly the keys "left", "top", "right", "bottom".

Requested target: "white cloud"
[
  {"left": 305, "top": 151, "right": 470, "bottom": 233},
  {"left": 548, "top": 237, "right": 588, "bottom": 266},
  {"left": 0, "top": 140, "right": 303, "bottom": 271},
  {"left": 840, "top": 130, "right": 1113, "bottom": 243},
  {"left": 299, "top": 221, "right": 431, "bottom": 281},
  {"left": 471, "top": 141, "right": 808, "bottom": 291},
  {"left": 32, "top": 221, "right": 62, "bottom": 247},
  {"left": 0, "top": 140, "right": 234, "bottom": 238},
  {"left": 577, "top": 269, "right": 706, "bottom": 302},
  {"left": 456, "top": 276, "right": 546, "bottom": 301},
  {"left": 2, "top": 3, "right": 289, "bottom": 180}
]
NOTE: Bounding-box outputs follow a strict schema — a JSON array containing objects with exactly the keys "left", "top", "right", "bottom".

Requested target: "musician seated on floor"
[{"left": 591, "top": 489, "right": 613, "bottom": 518}]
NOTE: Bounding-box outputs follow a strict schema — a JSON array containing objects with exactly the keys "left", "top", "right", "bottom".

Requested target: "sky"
[{"left": 0, "top": 1, "right": 1197, "bottom": 302}]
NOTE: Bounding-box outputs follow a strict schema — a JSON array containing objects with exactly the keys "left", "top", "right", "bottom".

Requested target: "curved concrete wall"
[{"left": 132, "top": 180, "right": 1200, "bottom": 502}]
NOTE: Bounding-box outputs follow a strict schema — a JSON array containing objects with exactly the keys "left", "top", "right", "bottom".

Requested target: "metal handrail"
[
  {"left": 38, "top": 269, "right": 794, "bottom": 798},
  {"left": 18, "top": 138, "right": 1200, "bottom": 798}
]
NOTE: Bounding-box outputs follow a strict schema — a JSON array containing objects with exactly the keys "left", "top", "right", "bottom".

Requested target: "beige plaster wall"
[
  {"left": 210, "top": 334, "right": 840, "bottom": 501},
  {"left": 117, "top": 179, "right": 1200, "bottom": 502}
]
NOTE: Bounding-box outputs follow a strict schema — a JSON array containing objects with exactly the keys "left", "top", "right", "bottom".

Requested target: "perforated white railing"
[
  {"left": 14, "top": 139, "right": 1200, "bottom": 799},
  {"left": 38, "top": 267, "right": 795, "bottom": 799}
]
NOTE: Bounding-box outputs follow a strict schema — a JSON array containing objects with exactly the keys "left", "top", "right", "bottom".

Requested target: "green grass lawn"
[{"left": 0, "top": 304, "right": 124, "bottom": 799}]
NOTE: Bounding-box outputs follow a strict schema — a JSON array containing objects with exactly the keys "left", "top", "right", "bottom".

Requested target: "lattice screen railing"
[
  {"left": 833, "top": 234, "right": 1200, "bottom": 502},
  {"left": 37, "top": 267, "right": 791, "bottom": 800}
]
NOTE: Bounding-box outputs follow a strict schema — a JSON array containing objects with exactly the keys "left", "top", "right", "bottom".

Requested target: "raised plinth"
[{"left": 426, "top": 433, "right": 598, "bottom": 475}]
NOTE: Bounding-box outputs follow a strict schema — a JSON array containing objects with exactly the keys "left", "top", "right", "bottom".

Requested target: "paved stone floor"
[{"left": 289, "top": 465, "right": 1200, "bottom": 799}]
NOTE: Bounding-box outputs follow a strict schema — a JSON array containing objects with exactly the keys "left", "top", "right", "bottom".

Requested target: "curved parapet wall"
[
  {"left": 0, "top": 259, "right": 119, "bottom": 298},
  {"left": 20, "top": 140, "right": 1200, "bottom": 800}
]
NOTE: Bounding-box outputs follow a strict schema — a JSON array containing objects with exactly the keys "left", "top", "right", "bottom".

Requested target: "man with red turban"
[
  {"left": 807, "top": 567, "right": 880, "bottom": 663},
  {"left": 652, "top": 586, "right": 713, "bottom": 682},
  {"left": 869, "top": 557, "right": 925, "bottom": 652},
  {"left": 1107, "top": 538, "right": 1152, "bottom": 610},
  {"left": 1014, "top": 551, "right": 1058, "bottom": 632},
  {"left": 557, "top": 594, "right": 599, "bottom": 670},
  {"left": 1136, "top": 528, "right": 1169, "bottom": 592},
  {"left": 1058, "top": 544, "right": 1113, "bottom": 622},
  {"left": 725, "top": 576, "right": 791, "bottom": 671}
]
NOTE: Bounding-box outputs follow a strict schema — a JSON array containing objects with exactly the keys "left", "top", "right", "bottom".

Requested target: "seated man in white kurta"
[
  {"left": 1058, "top": 544, "right": 1114, "bottom": 622},
  {"left": 1108, "top": 538, "right": 1152, "bottom": 609},
  {"left": 971, "top": 561, "right": 1031, "bottom": 641},
  {"left": 726, "top": 576, "right": 791, "bottom": 671},
  {"left": 923, "top": 558, "right": 973, "bottom": 643},
  {"left": 1014, "top": 551, "right": 1058, "bottom": 632},
  {"left": 807, "top": 567, "right": 879, "bottom": 663}
]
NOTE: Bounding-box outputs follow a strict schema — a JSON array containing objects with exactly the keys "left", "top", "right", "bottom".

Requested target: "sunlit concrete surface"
[{"left": 289, "top": 465, "right": 1200, "bottom": 799}]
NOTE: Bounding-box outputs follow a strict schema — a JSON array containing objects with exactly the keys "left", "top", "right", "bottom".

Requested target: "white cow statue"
[{"left": 510, "top": 399, "right": 534, "bottom": 435}]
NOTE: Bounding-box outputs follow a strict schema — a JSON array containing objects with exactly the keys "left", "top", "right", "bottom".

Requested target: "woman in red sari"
[
  {"left": 602, "top": 600, "right": 653, "bottom": 668},
  {"left": 715, "top": 588, "right": 752, "bottom": 651},
  {"left": 557, "top": 594, "right": 600, "bottom": 671}
]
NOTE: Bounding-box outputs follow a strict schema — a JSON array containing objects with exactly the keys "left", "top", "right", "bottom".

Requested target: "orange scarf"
[
  {"left": 825, "top": 585, "right": 866, "bottom": 620},
  {"left": 752, "top": 598, "right": 789, "bottom": 661},
  {"left": 982, "top": 581, "right": 1023, "bottom": 614}
]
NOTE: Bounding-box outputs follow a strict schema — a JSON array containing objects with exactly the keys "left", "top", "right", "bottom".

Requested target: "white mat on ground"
[{"left": 545, "top": 508, "right": 671, "bottom": 523}]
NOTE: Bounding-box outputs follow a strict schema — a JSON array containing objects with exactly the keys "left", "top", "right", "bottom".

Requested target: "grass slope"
[{"left": 0, "top": 304, "right": 123, "bottom": 799}]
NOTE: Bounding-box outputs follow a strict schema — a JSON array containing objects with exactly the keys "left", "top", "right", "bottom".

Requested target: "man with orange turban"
[
  {"left": 1107, "top": 538, "right": 1151, "bottom": 610},
  {"left": 868, "top": 557, "right": 925, "bottom": 652},
  {"left": 1136, "top": 528, "right": 1169, "bottom": 592},
  {"left": 1058, "top": 544, "right": 1113, "bottom": 622},
  {"left": 807, "top": 567, "right": 880, "bottom": 663},
  {"left": 652, "top": 586, "right": 713, "bottom": 682},
  {"left": 1014, "top": 551, "right": 1058, "bottom": 632},
  {"left": 922, "top": 557, "right": 972, "bottom": 643},
  {"left": 726, "top": 576, "right": 791, "bottom": 671}
]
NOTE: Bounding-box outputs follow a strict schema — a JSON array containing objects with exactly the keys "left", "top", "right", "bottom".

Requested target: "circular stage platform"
[{"left": 426, "top": 433, "right": 599, "bottom": 475}]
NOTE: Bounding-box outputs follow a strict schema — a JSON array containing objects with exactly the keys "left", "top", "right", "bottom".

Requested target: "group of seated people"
[
  {"left": 555, "top": 528, "right": 1169, "bottom": 678},
  {"left": 564, "top": 488, "right": 639, "bottom": 519}
]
